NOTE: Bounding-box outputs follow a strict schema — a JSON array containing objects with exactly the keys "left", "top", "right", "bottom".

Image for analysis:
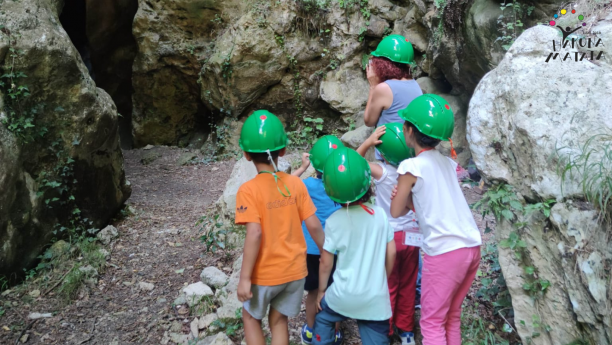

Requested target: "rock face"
[
  {"left": 0, "top": 0, "right": 130, "bottom": 277},
  {"left": 467, "top": 25, "right": 612, "bottom": 344},
  {"left": 131, "top": 0, "right": 245, "bottom": 147}
]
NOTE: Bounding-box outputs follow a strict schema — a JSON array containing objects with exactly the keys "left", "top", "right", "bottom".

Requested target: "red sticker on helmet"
[
  {"left": 338, "top": 165, "right": 346, "bottom": 172},
  {"left": 444, "top": 104, "right": 450, "bottom": 110},
  {"left": 332, "top": 144, "right": 338, "bottom": 149},
  {"left": 405, "top": 39, "right": 409, "bottom": 42},
  {"left": 260, "top": 115, "right": 267, "bottom": 120}
]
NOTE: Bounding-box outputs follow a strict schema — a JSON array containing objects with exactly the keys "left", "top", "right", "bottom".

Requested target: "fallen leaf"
[
  {"left": 2, "top": 326, "right": 10, "bottom": 331},
  {"left": 175, "top": 268, "right": 185, "bottom": 274},
  {"left": 20, "top": 334, "right": 29, "bottom": 343}
]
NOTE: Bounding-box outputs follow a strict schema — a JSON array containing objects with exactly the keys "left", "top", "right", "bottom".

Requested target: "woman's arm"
[
  {"left": 364, "top": 83, "right": 393, "bottom": 127},
  {"left": 364, "top": 65, "right": 393, "bottom": 127},
  {"left": 390, "top": 173, "right": 417, "bottom": 218}
]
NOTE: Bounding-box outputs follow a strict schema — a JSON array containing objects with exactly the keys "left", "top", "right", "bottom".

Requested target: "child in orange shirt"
[{"left": 235, "top": 110, "right": 325, "bottom": 345}]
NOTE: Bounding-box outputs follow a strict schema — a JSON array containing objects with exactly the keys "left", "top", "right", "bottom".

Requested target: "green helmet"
[
  {"left": 239, "top": 110, "right": 287, "bottom": 153},
  {"left": 398, "top": 94, "right": 454, "bottom": 141},
  {"left": 377, "top": 123, "right": 415, "bottom": 166},
  {"left": 309, "top": 135, "right": 345, "bottom": 172},
  {"left": 371, "top": 35, "right": 415, "bottom": 64},
  {"left": 322, "top": 147, "right": 372, "bottom": 204}
]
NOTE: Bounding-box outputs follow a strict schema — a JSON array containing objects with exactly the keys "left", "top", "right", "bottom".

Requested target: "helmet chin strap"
[{"left": 266, "top": 149, "right": 279, "bottom": 172}]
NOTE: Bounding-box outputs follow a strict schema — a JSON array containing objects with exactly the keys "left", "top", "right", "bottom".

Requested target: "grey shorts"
[{"left": 243, "top": 278, "right": 305, "bottom": 320}]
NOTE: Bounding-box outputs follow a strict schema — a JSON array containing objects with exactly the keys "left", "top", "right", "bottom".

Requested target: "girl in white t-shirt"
[
  {"left": 390, "top": 94, "right": 482, "bottom": 345},
  {"left": 357, "top": 124, "right": 419, "bottom": 345}
]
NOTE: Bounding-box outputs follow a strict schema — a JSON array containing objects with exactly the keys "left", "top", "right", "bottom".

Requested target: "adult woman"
[{"left": 364, "top": 35, "right": 423, "bottom": 160}]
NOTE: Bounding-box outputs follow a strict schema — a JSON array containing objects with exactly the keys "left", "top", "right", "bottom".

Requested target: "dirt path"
[
  {"left": 0, "top": 147, "right": 235, "bottom": 344},
  {"left": 1, "top": 147, "right": 507, "bottom": 345}
]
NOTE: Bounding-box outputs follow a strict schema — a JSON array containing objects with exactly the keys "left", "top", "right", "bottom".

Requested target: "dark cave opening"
[{"left": 59, "top": 0, "right": 138, "bottom": 149}]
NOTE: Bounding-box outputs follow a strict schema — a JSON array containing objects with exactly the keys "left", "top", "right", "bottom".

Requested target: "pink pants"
[{"left": 421, "top": 246, "right": 481, "bottom": 345}]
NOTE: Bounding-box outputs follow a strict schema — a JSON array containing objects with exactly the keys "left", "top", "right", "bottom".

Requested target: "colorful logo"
[
  {"left": 544, "top": 8, "right": 604, "bottom": 63},
  {"left": 549, "top": 8, "right": 586, "bottom": 40}
]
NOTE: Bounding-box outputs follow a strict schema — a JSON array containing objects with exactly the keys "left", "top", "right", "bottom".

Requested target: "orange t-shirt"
[{"left": 235, "top": 172, "right": 317, "bottom": 286}]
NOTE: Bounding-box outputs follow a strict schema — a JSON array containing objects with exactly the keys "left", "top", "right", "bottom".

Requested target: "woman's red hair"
[{"left": 371, "top": 57, "right": 412, "bottom": 82}]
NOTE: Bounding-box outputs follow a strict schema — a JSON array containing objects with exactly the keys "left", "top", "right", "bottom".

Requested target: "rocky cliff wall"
[
  {"left": 0, "top": 0, "right": 130, "bottom": 277},
  {"left": 467, "top": 21, "right": 611, "bottom": 344}
]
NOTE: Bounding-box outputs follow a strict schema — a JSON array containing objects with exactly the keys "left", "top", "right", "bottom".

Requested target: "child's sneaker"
[
  {"left": 334, "top": 329, "right": 344, "bottom": 345},
  {"left": 301, "top": 324, "right": 313, "bottom": 345},
  {"left": 399, "top": 331, "right": 416, "bottom": 345}
]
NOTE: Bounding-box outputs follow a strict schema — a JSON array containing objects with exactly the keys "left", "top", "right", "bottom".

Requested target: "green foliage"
[
  {"left": 471, "top": 184, "right": 523, "bottom": 222},
  {"left": 210, "top": 308, "right": 243, "bottom": 337},
  {"left": 0, "top": 30, "right": 48, "bottom": 143},
  {"left": 197, "top": 215, "right": 237, "bottom": 254},
  {"left": 555, "top": 131, "right": 612, "bottom": 219},
  {"left": 211, "top": 14, "right": 223, "bottom": 26},
  {"left": 477, "top": 244, "right": 512, "bottom": 311},
  {"left": 275, "top": 35, "right": 285, "bottom": 48},
  {"left": 462, "top": 317, "right": 510, "bottom": 345},
  {"left": 287, "top": 117, "right": 325, "bottom": 149},
  {"left": 496, "top": 0, "right": 535, "bottom": 51},
  {"left": 0, "top": 276, "right": 8, "bottom": 292},
  {"left": 434, "top": 0, "right": 447, "bottom": 10}
]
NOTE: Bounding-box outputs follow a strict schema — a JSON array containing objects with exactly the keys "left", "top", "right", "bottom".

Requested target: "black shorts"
[{"left": 305, "top": 254, "right": 337, "bottom": 291}]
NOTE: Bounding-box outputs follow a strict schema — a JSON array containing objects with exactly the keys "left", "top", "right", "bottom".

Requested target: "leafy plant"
[
  {"left": 496, "top": 0, "right": 535, "bottom": 51},
  {"left": 197, "top": 215, "right": 232, "bottom": 253},
  {"left": 471, "top": 184, "right": 523, "bottom": 222},
  {"left": 462, "top": 316, "right": 510, "bottom": 345},
  {"left": 0, "top": 29, "right": 48, "bottom": 143},
  {"left": 210, "top": 309, "right": 243, "bottom": 337},
  {"left": 555, "top": 131, "right": 612, "bottom": 219},
  {"left": 0, "top": 276, "right": 8, "bottom": 292}
]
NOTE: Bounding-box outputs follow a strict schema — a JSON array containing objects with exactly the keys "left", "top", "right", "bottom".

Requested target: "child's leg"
[
  {"left": 393, "top": 232, "right": 419, "bottom": 333},
  {"left": 421, "top": 247, "right": 480, "bottom": 345},
  {"left": 243, "top": 307, "right": 265, "bottom": 345},
  {"left": 305, "top": 290, "right": 318, "bottom": 328},
  {"left": 269, "top": 307, "right": 290, "bottom": 345},
  {"left": 356, "top": 319, "right": 390, "bottom": 345},
  {"left": 313, "top": 298, "right": 347, "bottom": 345},
  {"left": 445, "top": 247, "right": 481, "bottom": 345}
]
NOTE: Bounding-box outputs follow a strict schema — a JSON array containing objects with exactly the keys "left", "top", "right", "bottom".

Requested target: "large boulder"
[
  {"left": 467, "top": 25, "right": 611, "bottom": 200},
  {"left": 467, "top": 25, "right": 612, "bottom": 344},
  {"left": 0, "top": 0, "right": 130, "bottom": 277}
]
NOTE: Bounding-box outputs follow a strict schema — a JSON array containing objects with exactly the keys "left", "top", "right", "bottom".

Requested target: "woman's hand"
[
  {"left": 367, "top": 126, "right": 386, "bottom": 147},
  {"left": 366, "top": 64, "right": 380, "bottom": 87}
]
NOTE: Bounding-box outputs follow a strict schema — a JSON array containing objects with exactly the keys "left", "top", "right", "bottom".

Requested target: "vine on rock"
[{"left": 472, "top": 183, "right": 555, "bottom": 341}]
